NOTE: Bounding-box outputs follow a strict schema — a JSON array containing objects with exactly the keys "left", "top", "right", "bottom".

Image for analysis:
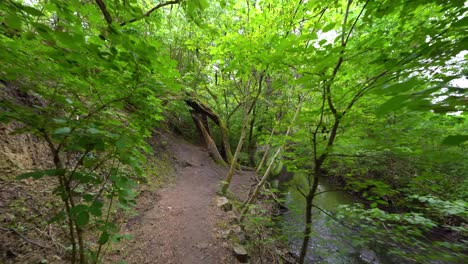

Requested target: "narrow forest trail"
[{"left": 110, "top": 134, "right": 254, "bottom": 264}]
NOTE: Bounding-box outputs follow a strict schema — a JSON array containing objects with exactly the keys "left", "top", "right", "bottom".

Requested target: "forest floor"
[{"left": 107, "top": 133, "right": 255, "bottom": 264}]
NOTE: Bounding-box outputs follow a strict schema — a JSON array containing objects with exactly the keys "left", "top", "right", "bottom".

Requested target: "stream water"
[{"left": 282, "top": 178, "right": 387, "bottom": 264}]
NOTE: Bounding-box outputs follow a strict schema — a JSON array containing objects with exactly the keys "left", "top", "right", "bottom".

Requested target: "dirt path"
[{"left": 111, "top": 135, "right": 254, "bottom": 264}]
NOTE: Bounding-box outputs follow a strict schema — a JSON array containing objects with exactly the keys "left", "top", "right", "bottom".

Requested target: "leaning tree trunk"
[
  {"left": 185, "top": 98, "right": 233, "bottom": 163},
  {"left": 191, "top": 111, "right": 226, "bottom": 165}
]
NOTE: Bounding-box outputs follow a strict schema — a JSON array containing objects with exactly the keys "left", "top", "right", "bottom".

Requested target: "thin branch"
[
  {"left": 0, "top": 227, "right": 50, "bottom": 248},
  {"left": 341, "top": 0, "right": 352, "bottom": 46},
  {"left": 343, "top": 70, "right": 389, "bottom": 115},
  {"left": 344, "top": 0, "right": 370, "bottom": 45},
  {"left": 313, "top": 189, "right": 346, "bottom": 197},
  {"left": 311, "top": 205, "right": 357, "bottom": 231},
  {"left": 84, "top": 95, "right": 132, "bottom": 120},
  {"left": 226, "top": 101, "right": 245, "bottom": 122},
  {"left": 120, "top": 0, "right": 181, "bottom": 26},
  {"left": 312, "top": 85, "right": 326, "bottom": 164},
  {"left": 296, "top": 184, "right": 307, "bottom": 198},
  {"left": 95, "top": 0, "right": 113, "bottom": 25}
]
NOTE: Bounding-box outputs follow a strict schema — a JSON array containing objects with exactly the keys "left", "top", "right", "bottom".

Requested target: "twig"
[
  {"left": 120, "top": 0, "right": 181, "bottom": 26},
  {"left": 296, "top": 184, "right": 307, "bottom": 198},
  {"left": 313, "top": 189, "right": 345, "bottom": 197},
  {"left": 0, "top": 227, "right": 50, "bottom": 248},
  {"left": 311, "top": 205, "right": 358, "bottom": 231},
  {"left": 48, "top": 225, "right": 66, "bottom": 251}
]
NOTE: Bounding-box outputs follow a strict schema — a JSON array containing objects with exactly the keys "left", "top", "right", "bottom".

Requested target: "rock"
[
  {"left": 197, "top": 242, "right": 210, "bottom": 249},
  {"left": 232, "top": 225, "right": 242, "bottom": 234},
  {"left": 233, "top": 243, "right": 248, "bottom": 263},
  {"left": 219, "top": 229, "right": 232, "bottom": 239},
  {"left": 216, "top": 196, "right": 232, "bottom": 211},
  {"left": 360, "top": 248, "right": 380, "bottom": 264}
]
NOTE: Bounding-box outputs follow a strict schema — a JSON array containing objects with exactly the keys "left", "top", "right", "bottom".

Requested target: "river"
[{"left": 281, "top": 177, "right": 387, "bottom": 264}]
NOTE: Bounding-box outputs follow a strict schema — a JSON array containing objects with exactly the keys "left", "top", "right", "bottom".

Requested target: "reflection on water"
[{"left": 282, "top": 178, "right": 381, "bottom": 264}]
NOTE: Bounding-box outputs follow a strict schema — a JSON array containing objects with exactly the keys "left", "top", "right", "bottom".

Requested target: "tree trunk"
[
  {"left": 299, "top": 166, "right": 320, "bottom": 264},
  {"left": 247, "top": 107, "right": 256, "bottom": 167},
  {"left": 299, "top": 194, "right": 314, "bottom": 264},
  {"left": 240, "top": 144, "right": 282, "bottom": 221},
  {"left": 221, "top": 110, "right": 250, "bottom": 194},
  {"left": 191, "top": 111, "right": 207, "bottom": 145},
  {"left": 240, "top": 99, "right": 303, "bottom": 220},
  {"left": 186, "top": 98, "right": 233, "bottom": 163},
  {"left": 191, "top": 111, "right": 226, "bottom": 165},
  {"left": 256, "top": 127, "right": 275, "bottom": 173}
]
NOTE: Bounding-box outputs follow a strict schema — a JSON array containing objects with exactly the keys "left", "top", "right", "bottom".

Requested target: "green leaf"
[
  {"left": 376, "top": 95, "right": 409, "bottom": 115},
  {"left": 75, "top": 211, "right": 89, "bottom": 227},
  {"left": 71, "top": 205, "right": 89, "bottom": 227},
  {"left": 5, "top": 13, "right": 22, "bottom": 30},
  {"left": 52, "top": 118, "right": 67, "bottom": 124},
  {"left": 87, "top": 128, "right": 101, "bottom": 134},
  {"left": 377, "top": 78, "right": 421, "bottom": 95},
  {"left": 442, "top": 135, "right": 468, "bottom": 146},
  {"left": 20, "top": 5, "right": 45, "bottom": 17},
  {"left": 89, "top": 201, "right": 103, "bottom": 217},
  {"left": 322, "top": 23, "right": 336, "bottom": 32},
  {"left": 48, "top": 211, "right": 66, "bottom": 224},
  {"left": 98, "top": 232, "right": 110, "bottom": 245},
  {"left": 73, "top": 172, "right": 99, "bottom": 184},
  {"left": 17, "top": 169, "right": 65, "bottom": 180},
  {"left": 54, "top": 127, "right": 71, "bottom": 135}
]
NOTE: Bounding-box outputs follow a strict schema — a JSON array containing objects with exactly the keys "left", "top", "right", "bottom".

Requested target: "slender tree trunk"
[
  {"left": 64, "top": 171, "right": 86, "bottom": 263},
  {"left": 221, "top": 109, "right": 250, "bottom": 194},
  {"left": 240, "top": 144, "right": 282, "bottom": 221},
  {"left": 218, "top": 120, "right": 233, "bottom": 163},
  {"left": 221, "top": 72, "right": 266, "bottom": 194},
  {"left": 61, "top": 177, "right": 77, "bottom": 263},
  {"left": 201, "top": 114, "right": 210, "bottom": 135},
  {"left": 298, "top": 113, "right": 341, "bottom": 263},
  {"left": 256, "top": 127, "right": 276, "bottom": 173},
  {"left": 247, "top": 106, "right": 257, "bottom": 167},
  {"left": 298, "top": 166, "right": 320, "bottom": 264},
  {"left": 46, "top": 140, "right": 77, "bottom": 264},
  {"left": 240, "top": 99, "right": 303, "bottom": 220}
]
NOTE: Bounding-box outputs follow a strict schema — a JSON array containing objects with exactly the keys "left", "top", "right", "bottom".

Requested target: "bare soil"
[
  {"left": 108, "top": 134, "right": 255, "bottom": 264},
  {"left": 0, "top": 123, "right": 63, "bottom": 263}
]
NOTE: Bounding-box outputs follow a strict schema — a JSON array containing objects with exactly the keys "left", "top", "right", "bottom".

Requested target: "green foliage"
[
  {"left": 0, "top": 0, "right": 186, "bottom": 262},
  {"left": 337, "top": 201, "right": 467, "bottom": 263},
  {"left": 1, "top": 0, "right": 467, "bottom": 263}
]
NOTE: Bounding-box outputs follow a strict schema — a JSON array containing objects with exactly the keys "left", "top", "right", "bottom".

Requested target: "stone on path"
[
  {"left": 233, "top": 243, "right": 248, "bottom": 263},
  {"left": 216, "top": 196, "right": 232, "bottom": 211}
]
